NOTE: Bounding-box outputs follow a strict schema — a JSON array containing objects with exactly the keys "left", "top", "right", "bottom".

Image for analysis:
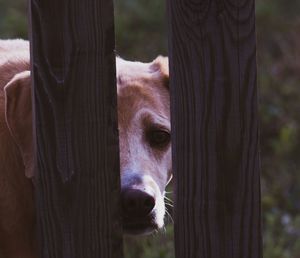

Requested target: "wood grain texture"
[
  {"left": 167, "top": 0, "right": 262, "bottom": 257},
  {"left": 29, "top": 0, "right": 123, "bottom": 257}
]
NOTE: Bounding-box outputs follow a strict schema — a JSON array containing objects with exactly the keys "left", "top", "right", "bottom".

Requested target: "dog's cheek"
[{"left": 159, "top": 148, "right": 172, "bottom": 187}]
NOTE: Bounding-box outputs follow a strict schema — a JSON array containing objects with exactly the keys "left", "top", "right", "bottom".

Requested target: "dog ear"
[
  {"left": 4, "top": 70, "right": 34, "bottom": 178},
  {"left": 150, "top": 56, "right": 169, "bottom": 88}
]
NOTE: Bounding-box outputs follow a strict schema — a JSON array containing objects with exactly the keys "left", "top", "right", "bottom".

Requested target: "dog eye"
[{"left": 147, "top": 130, "right": 171, "bottom": 148}]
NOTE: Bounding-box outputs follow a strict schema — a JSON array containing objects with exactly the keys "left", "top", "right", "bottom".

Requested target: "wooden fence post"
[
  {"left": 29, "top": 0, "right": 123, "bottom": 257},
  {"left": 167, "top": 0, "right": 262, "bottom": 257}
]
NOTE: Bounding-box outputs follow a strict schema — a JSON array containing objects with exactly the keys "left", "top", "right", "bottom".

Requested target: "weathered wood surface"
[
  {"left": 29, "top": 0, "right": 123, "bottom": 257},
  {"left": 167, "top": 0, "right": 262, "bottom": 257}
]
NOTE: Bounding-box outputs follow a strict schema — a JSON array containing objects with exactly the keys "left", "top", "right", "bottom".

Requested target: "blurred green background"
[{"left": 1, "top": 0, "right": 300, "bottom": 257}]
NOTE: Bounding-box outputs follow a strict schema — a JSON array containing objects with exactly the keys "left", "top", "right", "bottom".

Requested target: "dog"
[{"left": 0, "top": 39, "right": 171, "bottom": 257}]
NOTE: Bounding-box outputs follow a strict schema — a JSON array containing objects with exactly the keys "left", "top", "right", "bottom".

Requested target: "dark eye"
[{"left": 147, "top": 130, "right": 171, "bottom": 148}]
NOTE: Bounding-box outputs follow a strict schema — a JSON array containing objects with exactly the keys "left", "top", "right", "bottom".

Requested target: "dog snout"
[{"left": 121, "top": 188, "right": 155, "bottom": 218}]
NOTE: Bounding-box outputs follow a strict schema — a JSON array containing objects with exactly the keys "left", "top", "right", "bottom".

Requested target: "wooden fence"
[{"left": 29, "top": 0, "right": 262, "bottom": 257}]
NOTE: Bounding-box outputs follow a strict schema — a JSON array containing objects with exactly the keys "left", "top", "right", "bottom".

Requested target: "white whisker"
[
  {"left": 165, "top": 209, "right": 174, "bottom": 224},
  {"left": 165, "top": 202, "right": 174, "bottom": 208},
  {"left": 164, "top": 191, "right": 173, "bottom": 194}
]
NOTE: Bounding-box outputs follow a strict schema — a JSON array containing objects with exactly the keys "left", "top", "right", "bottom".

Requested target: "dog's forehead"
[
  {"left": 116, "top": 57, "right": 167, "bottom": 88},
  {"left": 117, "top": 83, "right": 167, "bottom": 126},
  {"left": 116, "top": 57, "right": 152, "bottom": 83},
  {"left": 116, "top": 57, "right": 169, "bottom": 128}
]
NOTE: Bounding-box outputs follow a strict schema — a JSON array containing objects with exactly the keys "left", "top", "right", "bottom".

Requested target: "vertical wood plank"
[
  {"left": 167, "top": 0, "right": 262, "bottom": 257},
  {"left": 29, "top": 0, "right": 123, "bottom": 257}
]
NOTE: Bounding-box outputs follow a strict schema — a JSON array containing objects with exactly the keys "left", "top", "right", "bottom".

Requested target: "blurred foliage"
[
  {"left": 114, "top": 0, "right": 167, "bottom": 61},
  {"left": 0, "top": 0, "right": 27, "bottom": 38},
  {"left": 1, "top": 0, "right": 300, "bottom": 257},
  {"left": 256, "top": 1, "right": 300, "bottom": 257}
]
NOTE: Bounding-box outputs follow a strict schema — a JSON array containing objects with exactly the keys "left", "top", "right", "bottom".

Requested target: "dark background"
[{"left": 0, "top": 0, "right": 299, "bottom": 257}]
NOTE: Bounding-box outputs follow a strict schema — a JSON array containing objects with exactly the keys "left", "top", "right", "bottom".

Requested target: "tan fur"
[
  {"left": 116, "top": 57, "right": 171, "bottom": 192},
  {"left": 0, "top": 40, "right": 170, "bottom": 257}
]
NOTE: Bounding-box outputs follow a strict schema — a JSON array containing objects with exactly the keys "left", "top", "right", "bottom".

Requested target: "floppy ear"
[
  {"left": 150, "top": 56, "right": 169, "bottom": 88},
  {"left": 4, "top": 70, "right": 34, "bottom": 178}
]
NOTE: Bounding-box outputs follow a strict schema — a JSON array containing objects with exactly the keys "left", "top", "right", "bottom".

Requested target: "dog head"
[
  {"left": 3, "top": 54, "right": 171, "bottom": 236},
  {"left": 116, "top": 56, "right": 171, "bottom": 235}
]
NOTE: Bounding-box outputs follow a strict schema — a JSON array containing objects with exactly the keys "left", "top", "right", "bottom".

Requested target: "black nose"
[{"left": 121, "top": 189, "right": 155, "bottom": 218}]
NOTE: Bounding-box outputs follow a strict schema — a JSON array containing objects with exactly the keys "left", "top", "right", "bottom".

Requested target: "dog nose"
[{"left": 121, "top": 189, "right": 155, "bottom": 218}]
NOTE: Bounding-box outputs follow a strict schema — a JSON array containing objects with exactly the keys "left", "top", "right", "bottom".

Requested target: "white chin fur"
[{"left": 142, "top": 175, "right": 165, "bottom": 229}]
